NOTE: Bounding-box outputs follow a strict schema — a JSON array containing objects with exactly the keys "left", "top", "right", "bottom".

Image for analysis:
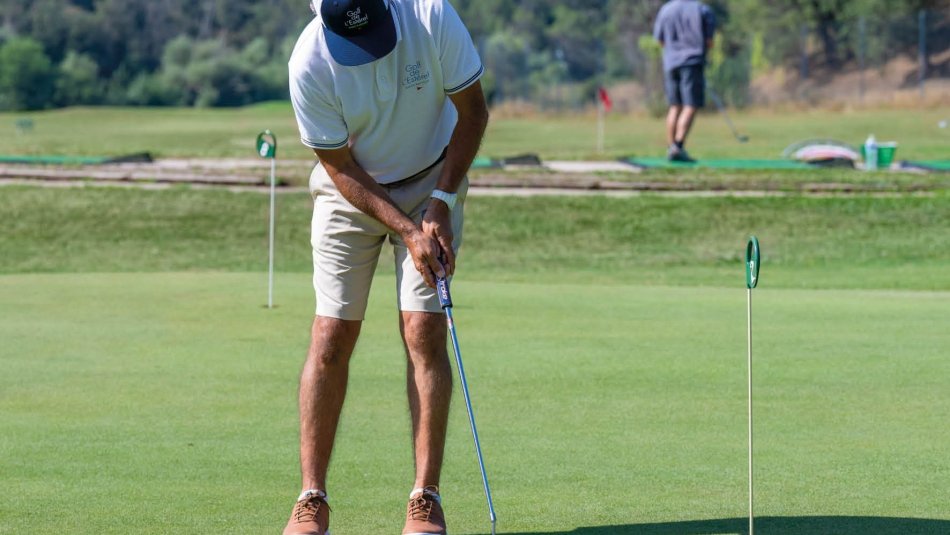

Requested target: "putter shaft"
[{"left": 438, "top": 277, "right": 498, "bottom": 534}]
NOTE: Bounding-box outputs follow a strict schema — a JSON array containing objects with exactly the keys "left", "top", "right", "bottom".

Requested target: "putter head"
[{"left": 739, "top": 135, "right": 750, "bottom": 143}]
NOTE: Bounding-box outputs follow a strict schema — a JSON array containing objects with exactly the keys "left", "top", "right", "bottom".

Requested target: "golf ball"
[{"left": 940, "top": 120, "right": 948, "bottom": 129}]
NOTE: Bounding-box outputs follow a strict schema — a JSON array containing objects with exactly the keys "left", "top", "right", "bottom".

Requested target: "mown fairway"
[
  {"left": 1, "top": 184, "right": 948, "bottom": 534},
  {"left": 1, "top": 103, "right": 948, "bottom": 161}
]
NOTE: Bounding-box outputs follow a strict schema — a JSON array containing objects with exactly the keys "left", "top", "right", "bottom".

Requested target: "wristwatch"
[{"left": 430, "top": 189, "right": 458, "bottom": 210}]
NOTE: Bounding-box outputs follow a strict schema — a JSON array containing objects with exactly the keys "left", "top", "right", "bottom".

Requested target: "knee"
[
  {"left": 402, "top": 312, "right": 448, "bottom": 365},
  {"left": 307, "top": 316, "right": 361, "bottom": 368}
]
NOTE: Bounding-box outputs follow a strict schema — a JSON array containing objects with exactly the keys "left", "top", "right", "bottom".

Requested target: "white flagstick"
[
  {"left": 747, "top": 285, "right": 754, "bottom": 535},
  {"left": 256, "top": 130, "right": 278, "bottom": 309},
  {"left": 745, "top": 236, "right": 761, "bottom": 535},
  {"left": 267, "top": 157, "right": 276, "bottom": 309},
  {"left": 596, "top": 102, "right": 605, "bottom": 154}
]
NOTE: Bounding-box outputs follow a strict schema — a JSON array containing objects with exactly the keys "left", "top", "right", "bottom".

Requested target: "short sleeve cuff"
[
  {"left": 302, "top": 137, "right": 348, "bottom": 150},
  {"left": 445, "top": 64, "right": 483, "bottom": 94}
]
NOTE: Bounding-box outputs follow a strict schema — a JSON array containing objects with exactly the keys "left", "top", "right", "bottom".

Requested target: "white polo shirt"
[{"left": 289, "top": 0, "right": 483, "bottom": 185}]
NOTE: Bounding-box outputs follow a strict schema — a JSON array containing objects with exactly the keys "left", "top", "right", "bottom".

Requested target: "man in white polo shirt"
[{"left": 283, "top": 1, "right": 488, "bottom": 534}]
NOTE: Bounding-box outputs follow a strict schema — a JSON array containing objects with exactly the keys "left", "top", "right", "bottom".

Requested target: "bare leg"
[
  {"left": 666, "top": 105, "right": 682, "bottom": 146},
  {"left": 299, "top": 315, "right": 362, "bottom": 491},
  {"left": 400, "top": 310, "right": 453, "bottom": 489},
  {"left": 675, "top": 105, "right": 699, "bottom": 147}
]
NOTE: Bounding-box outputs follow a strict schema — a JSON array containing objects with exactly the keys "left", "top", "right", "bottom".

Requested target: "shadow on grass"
[{"left": 498, "top": 516, "right": 950, "bottom": 534}]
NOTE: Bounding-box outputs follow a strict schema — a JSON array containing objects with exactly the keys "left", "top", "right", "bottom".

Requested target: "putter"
[
  {"left": 745, "top": 236, "right": 761, "bottom": 535},
  {"left": 709, "top": 89, "right": 750, "bottom": 143},
  {"left": 436, "top": 275, "right": 498, "bottom": 535}
]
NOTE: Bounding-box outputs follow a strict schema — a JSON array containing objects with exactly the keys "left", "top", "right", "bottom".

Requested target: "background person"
[
  {"left": 283, "top": 0, "right": 488, "bottom": 534},
  {"left": 654, "top": 0, "right": 717, "bottom": 162}
]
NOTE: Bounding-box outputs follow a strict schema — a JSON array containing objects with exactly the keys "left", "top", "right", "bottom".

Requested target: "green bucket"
[
  {"left": 877, "top": 143, "right": 898, "bottom": 167},
  {"left": 860, "top": 142, "right": 898, "bottom": 168}
]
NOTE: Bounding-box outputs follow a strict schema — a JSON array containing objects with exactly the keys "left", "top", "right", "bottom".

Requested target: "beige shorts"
[{"left": 309, "top": 161, "right": 467, "bottom": 320}]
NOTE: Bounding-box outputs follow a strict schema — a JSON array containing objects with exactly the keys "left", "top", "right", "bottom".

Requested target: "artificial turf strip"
[
  {"left": 624, "top": 157, "right": 817, "bottom": 170},
  {"left": 1, "top": 273, "right": 948, "bottom": 533},
  {"left": 0, "top": 154, "right": 107, "bottom": 165},
  {"left": 910, "top": 160, "right": 950, "bottom": 171}
]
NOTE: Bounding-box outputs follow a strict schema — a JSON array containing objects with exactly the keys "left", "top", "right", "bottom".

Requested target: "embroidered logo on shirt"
[{"left": 403, "top": 61, "right": 431, "bottom": 90}]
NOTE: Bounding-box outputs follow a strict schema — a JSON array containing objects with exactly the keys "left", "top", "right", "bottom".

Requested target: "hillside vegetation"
[{"left": 0, "top": 0, "right": 946, "bottom": 110}]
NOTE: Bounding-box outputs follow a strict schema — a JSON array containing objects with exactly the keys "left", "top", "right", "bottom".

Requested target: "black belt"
[{"left": 380, "top": 147, "right": 447, "bottom": 189}]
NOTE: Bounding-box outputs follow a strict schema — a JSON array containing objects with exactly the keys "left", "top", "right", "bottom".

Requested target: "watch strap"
[{"left": 430, "top": 189, "right": 457, "bottom": 210}]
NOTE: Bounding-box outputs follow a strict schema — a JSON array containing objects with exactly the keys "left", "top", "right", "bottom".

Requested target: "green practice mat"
[
  {"left": 0, "top": 155, "right": 108, "bottom": 165},
  {"left": 909, "top": 160, "right": 950, "bottom": 171},
  {"left": 471, "top": 153, "right": 541, "bottom": 169},
  {"left": 0, "top": 153, "right": 152, "bottom": 165},
  {"left": 625, "top": 157, "right": 817, "bottom": 170},
  {"left": 470, "top": 156, "right": 499, "bottom": 169}
]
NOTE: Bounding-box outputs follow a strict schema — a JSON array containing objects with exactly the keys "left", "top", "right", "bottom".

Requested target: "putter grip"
[{"left": 436, "top": 277, "right": 453, "bottom": 309}]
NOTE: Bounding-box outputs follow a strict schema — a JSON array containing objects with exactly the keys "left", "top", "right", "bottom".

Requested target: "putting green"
[{"left": 2, "top": 272, "right": 948, "bottom": 533}]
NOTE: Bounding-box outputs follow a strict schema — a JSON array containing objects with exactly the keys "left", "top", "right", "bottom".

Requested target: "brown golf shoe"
[
  {"left": 283, "top": 490, "right": 331, "bottom": 535},
  {"left": 402, "top": 486, "right": 447, "bottom": 535}
]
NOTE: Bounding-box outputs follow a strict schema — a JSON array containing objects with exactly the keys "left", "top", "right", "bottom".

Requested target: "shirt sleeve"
[
  {"left": 289, "top": 66, "right": 348, "bottom": 150},
  {"left": 434, "top": 0, "right": 483, "bottom": 94},
  {"left": 653, "top": 7, "right": 665, "bottom": 43},
  {"left": 702, "top": 5, "right": 717, "bottom": 40}
]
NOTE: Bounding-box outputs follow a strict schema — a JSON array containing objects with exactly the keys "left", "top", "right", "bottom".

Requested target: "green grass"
[
  {"left": 0, "top": 103, "right": 306, "bottom": 160},
  {"left": 1, "top": 186, "right": 947, "bottom": 290},
  {"left": 1, "top": 179, "right": 948, "bottom": 533},
  {"left": 485, "top": 107, "right": 950, "bottom": 161},
  {"left": 2, "top": 103, "right": 948, "bottom": 161},
  {"left": 1, "top": 273, "right": 948, "bottom": 533}
]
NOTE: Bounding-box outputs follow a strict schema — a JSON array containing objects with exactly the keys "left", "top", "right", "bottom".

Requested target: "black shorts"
[{"left": 664, "top": 64, "right": 706, "bottom": 108}]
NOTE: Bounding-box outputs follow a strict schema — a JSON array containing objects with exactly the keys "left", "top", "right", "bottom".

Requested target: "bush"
[{"left": 152, "top": 35, "right": 287, "bottom": 107}]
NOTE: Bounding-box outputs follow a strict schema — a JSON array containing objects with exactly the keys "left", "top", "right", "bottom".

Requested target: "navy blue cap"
[{"left": 320, "top": 0, "right": 396, "bottom": 66}]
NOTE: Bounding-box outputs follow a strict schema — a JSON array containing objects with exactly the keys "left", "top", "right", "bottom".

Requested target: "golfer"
[
  {"left": 654, "top": 0, "right": 716, "bottom": 162},
  {"left": 283, "top": 0, "right": 487, "bottom": 534}
]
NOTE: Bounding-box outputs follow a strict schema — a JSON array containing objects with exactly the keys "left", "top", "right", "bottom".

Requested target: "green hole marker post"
[
  {"left": 256, "top": 130, "right": 278, "bottom": 309},
  {"left": 745, "top": 236, "right": 761, "bottom": 535}
]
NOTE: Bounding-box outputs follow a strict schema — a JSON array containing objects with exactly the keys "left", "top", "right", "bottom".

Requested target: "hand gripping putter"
[
  {"left": 436, "top": 275, "right": 498, "bottom": 535},
  {"left": 745, "top": 236, "right": 761, "bottom": 535}
]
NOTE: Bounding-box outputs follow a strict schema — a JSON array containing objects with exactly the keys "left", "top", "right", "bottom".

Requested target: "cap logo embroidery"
[{"left": 345, "top": 7, "right": 369, "bottom": 29}]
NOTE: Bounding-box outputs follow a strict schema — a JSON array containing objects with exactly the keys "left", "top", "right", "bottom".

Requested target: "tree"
[
  {"left": 547, "top": 1, "right": 608, "bottom": 81},
  {"left": 54, "top": 50, "right": 102, "bottom": 105},
  {"left": 0, "top": 37, "right": 55, "bottom": 110}
]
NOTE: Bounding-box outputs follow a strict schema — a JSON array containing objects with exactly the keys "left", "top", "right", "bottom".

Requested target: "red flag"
[{"left": 597, "top": 87, "right": 612, "bottom": 112}]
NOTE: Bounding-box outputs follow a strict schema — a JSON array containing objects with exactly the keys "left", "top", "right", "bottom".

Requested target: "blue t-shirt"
[{"left": 653, "top": 0, "right": 716, "bottom": 72}]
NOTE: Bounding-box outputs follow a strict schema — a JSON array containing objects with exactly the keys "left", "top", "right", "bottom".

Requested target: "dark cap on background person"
[{"left": 318, "top": 0, "right": 397, "bottom": 66}]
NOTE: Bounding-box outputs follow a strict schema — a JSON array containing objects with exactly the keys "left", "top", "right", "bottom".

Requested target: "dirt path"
[{"left": 0, "top": 158, "right": 641, "bottom": 186}]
